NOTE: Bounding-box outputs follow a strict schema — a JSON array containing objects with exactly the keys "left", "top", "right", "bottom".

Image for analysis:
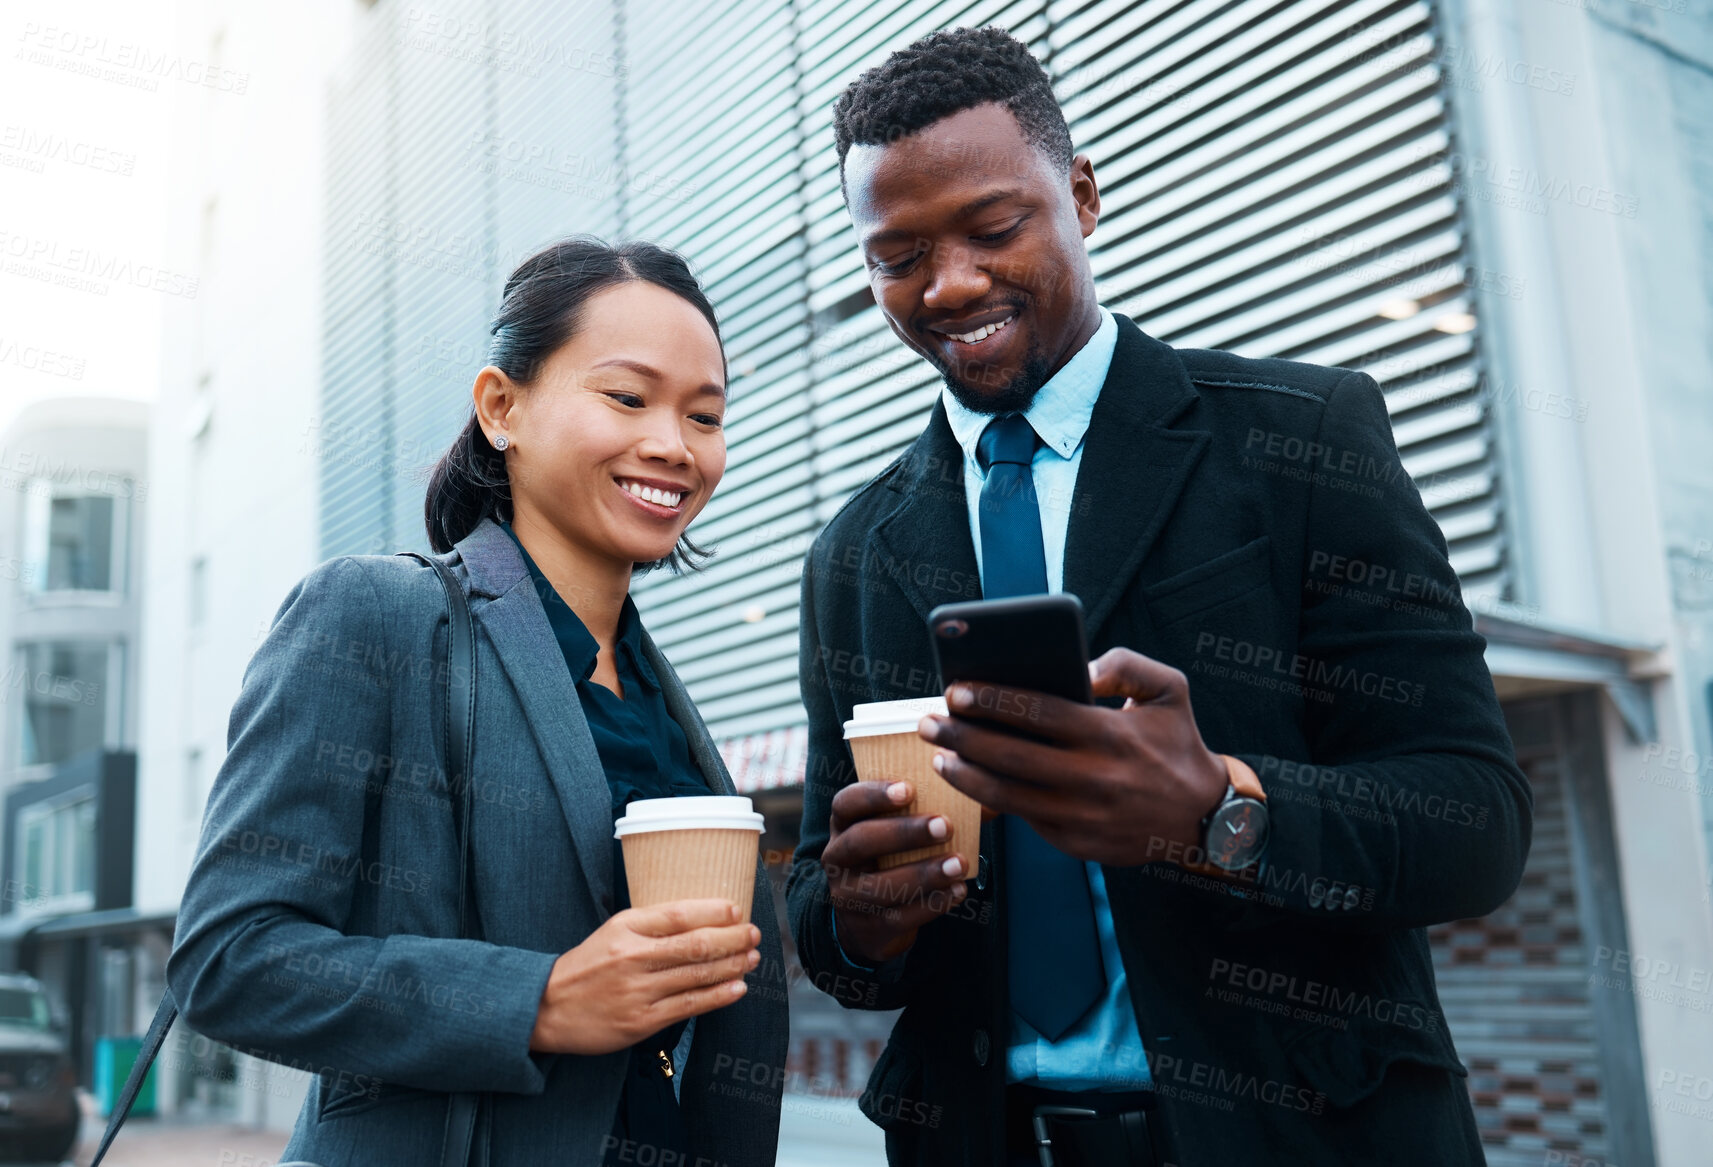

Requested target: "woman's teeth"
[
  {"left": 949, "top": 315, "right": 1014, "bottom": 344},
  {"left": 622, "top": 480, "right": 684, "bottom": 508}
]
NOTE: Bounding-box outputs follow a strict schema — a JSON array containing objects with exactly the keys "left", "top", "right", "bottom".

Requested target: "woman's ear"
[{"left": 473, "top": 366, "right": 519, "bottom": 447}]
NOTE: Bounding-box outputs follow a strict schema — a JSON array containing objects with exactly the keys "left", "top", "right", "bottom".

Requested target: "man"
[{"left": 786, "top": 25, "right": 1531, "bottom": 1167}]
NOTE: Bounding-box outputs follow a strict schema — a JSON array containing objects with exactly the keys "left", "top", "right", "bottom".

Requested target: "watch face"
[{"left": 1207, "top": 797, "right": 1269, "bottom": 871}]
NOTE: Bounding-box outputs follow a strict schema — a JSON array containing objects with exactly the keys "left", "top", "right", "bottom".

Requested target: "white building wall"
[
  {"left": 134, "top": 0, "right": 354, "bottom": 1127},
  {"left": 135, "top": 0, "right": 351, "bottom": 913},
  {"left": 1441, "top": 3, "right": 1713, "bottom": 1163}
]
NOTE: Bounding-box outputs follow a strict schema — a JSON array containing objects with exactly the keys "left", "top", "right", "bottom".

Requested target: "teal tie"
[{"left": 977, "top": 415, "right": 1106, "bottom": 1041}]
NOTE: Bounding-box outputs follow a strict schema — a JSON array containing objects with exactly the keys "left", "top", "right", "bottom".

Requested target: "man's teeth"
[
  {"left": 949, "top": 315, "right": 1014, "bottom": 344},
  {"left": 622, "top": 481, "right": 684, "bottom": 507}
]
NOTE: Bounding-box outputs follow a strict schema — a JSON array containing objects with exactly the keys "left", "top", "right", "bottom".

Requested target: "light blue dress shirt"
[{"left": 940, "top": 306, "right": 1152, "bottom": 1092}]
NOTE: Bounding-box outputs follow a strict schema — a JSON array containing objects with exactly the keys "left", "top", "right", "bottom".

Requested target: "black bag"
[{"left": 91, "top": 551, "right": 488, "bottom": 1167}]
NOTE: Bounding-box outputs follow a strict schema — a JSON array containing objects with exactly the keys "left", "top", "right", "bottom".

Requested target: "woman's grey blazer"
[{"left": 168, "top": 518, "right": 788, "bottom": 1166}]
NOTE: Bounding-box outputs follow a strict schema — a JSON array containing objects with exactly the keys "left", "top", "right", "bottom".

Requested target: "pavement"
[
  {"left": 776, "top": 1095, "right": 887, "bottom": 1166},
  {"left": 7, "top": 1117, "right": 291, "bottom": 1167},
  {"left": 5, "top": 1093, "right": 885, "bottom": 1166}
]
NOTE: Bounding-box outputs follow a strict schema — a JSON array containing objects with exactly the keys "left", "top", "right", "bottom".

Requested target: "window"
[
  {"left": 15, "top": 795, "right": 96, "bottom": 908},
  {"left": 49, "top": 495, "right": 114, "bottom": 590},
  {"left": 16, "top": 642, "right": 108, "bottom": 766},
  {"left": 22, "top": 816, "right": 43, "bottom": 897},
  {"left": 22, "top": 488, "right": 121, "bottom": 594},
  {"left": 0, "top": 987, "right": 50, "bottom": 1030}
]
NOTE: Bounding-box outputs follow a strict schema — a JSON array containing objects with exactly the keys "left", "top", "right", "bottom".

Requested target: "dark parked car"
[{"left": 0, "top": 974, "right": 78, "bottom": 1162}]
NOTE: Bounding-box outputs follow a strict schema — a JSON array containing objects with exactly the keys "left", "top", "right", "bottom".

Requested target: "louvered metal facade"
[
  {"left": 321, "top": 0, "right": 1506, "bottom": 754},
  {"left": 321, "top": 0, "right": 622, "bottom": 558}
]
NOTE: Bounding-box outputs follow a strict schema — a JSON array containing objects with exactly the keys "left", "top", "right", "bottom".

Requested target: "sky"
[{"left": 0, "top": 0, "right": 179, "bottom": 435}]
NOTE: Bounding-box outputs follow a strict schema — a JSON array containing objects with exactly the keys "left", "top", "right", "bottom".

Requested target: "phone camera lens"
[{"left": 936, "top": 619, "right": 969, "bottom": 638}]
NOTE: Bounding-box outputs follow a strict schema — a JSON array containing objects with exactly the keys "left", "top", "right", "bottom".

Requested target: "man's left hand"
[{"left": 918, "top": 647, "right": 1230, "bottom": 866}]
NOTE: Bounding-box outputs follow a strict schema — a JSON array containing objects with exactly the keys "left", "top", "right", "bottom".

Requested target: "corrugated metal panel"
[
  {"left": 320, "top": 22, "right": 395, "bottom": 558},
  {"left": 621, "top": 0, "right": 815, "bottom": 740},
  {"left": 320, "top": 0, "right": 620, "bottom": 559},
  {"left": 1053, "top": 0, "right": 1504, "bottom": 593}
]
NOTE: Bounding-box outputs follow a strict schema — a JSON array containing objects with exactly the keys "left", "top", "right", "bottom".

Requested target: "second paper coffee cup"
[
  {"left": 613, "top": 795, "right": 763, "bottom": 923},
  {"left": 843, "top": 696, "right": 981, "bottom": 873}
]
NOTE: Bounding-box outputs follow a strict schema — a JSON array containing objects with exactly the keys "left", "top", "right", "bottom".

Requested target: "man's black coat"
[{"left": 786, "top": 316, "right": 1531, "bottom": 1166}]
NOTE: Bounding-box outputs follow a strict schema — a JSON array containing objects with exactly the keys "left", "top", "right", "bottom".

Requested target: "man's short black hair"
[{"left": 832, "top": 26, "right": 1073, "bottom": 183}]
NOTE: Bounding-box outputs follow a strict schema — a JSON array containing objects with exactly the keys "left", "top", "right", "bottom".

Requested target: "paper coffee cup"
[
  {"left": 613, "top": 796, "right": 763, "bottom": 923},
  {"left": 843, "top": 697, "right": 981, "bottom": 873}
]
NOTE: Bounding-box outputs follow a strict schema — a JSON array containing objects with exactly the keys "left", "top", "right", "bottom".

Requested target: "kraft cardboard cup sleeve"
[
  {"left": 613, "top": 796, "right": 764, "bottom": 924},
  {"left": 843, "top": 697, "right": 981, "bottom": 873}
]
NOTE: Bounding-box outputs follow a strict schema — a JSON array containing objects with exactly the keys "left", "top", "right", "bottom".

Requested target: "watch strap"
[{"left": 1221, "top": 754, "right": 1265, "bottom": 803}]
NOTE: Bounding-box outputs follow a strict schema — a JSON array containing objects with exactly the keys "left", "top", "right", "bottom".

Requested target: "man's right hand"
[{"left": 821, "top": 780, "right": 971, "bottom": 966}]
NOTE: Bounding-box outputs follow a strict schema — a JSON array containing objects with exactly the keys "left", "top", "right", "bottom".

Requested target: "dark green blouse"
[{"left": 500, "top": 524, "right": 709, "bottom": 813}]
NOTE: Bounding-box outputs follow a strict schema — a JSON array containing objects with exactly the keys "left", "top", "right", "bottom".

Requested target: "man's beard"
[{"left": 934, "top": 334, "right": 1054, "bottom": 415}]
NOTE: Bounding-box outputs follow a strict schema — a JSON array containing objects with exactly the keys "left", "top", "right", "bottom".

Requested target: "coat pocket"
[
  {"left": 317, "top": 1073, "right": 412, "bottom": 1122},
  {"left": 1282, "top": 1007, "right": 1467, "bottom": 1111},
  {"left": 1144, "top": 536, "right": 1272, "bottom": 626},
  {"left": 857, "top": 1035, "right": 929, "bottom": 1133}
]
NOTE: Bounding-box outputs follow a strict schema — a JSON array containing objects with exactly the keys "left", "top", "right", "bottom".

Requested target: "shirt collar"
[
  {"left": 499, "top": 522, "right": 659, "bottom": 693},
  {"left": 614, "top": 599, "right": 661, "bottom": 692},
  {"left": 942, "top": 305, "right": 1117, "bottom": 465}
]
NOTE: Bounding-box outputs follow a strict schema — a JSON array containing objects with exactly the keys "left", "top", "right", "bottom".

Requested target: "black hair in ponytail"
[{"left": 424, "top": 236, "right": 723, "bottom": 573}]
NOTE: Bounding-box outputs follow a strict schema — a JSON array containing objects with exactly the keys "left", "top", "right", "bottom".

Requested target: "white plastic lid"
[
  {"left": 613, "top": 795, "right": 764, "bottom": 838},
  {"left": 842, "top": 696, "right": 948, "bottom": 739}
]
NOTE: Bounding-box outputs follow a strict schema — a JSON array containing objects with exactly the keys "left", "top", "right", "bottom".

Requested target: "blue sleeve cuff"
[{"left": 831, "top": 903, "right": 876, "bottom": 973}]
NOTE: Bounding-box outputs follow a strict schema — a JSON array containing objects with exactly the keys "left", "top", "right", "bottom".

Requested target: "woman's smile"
[{"left": 615, "top": 475, "right": 691, "bottom": 516}]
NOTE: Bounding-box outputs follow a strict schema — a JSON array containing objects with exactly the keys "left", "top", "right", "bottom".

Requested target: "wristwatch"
[{"left": 1200, "top": 755, "right": 1269, "bottom": 872}]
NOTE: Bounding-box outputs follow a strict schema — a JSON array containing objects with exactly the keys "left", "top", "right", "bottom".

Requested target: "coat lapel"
[
  {"left": 868, "top": 400, "right": 983, "bottom": 623},
  {"left": 1063, "top": 316, "right": 1209, "bottom": 638},
  {"left": 455, "top": 520, "right": 616, "bottom": 909}
]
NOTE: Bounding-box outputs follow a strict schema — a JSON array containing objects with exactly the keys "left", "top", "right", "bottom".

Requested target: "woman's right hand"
[{"left": 528, "top": 898, "right": 761, "bottom": 1055}]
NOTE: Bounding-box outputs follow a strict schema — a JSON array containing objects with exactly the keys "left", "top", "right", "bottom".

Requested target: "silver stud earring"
[{"left": 493, "top": 434, "right": 509, "bottom": 451}]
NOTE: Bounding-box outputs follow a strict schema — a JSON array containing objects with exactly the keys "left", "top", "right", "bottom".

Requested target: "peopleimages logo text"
[{"left": 1193, "top": 633, "right": 1427, "bottom": 706}]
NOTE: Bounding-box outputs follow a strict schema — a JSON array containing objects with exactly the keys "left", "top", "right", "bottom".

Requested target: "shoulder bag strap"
[
  {"left": 86, "top": 989, "right": 177, "bottom": 1165},
  {"left": 405, "top": 551, "right": 487, "bottom": 1167},
  {"left": 409, "top": 551, "right": 479, "bottom": 940}
]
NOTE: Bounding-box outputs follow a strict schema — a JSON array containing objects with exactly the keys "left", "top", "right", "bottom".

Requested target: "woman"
[{"left": 168, "top": 238, "right": 788, "bottom": 1166}]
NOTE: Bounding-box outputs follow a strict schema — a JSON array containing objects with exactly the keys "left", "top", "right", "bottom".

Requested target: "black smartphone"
[{"left": 927, "top": 594, "right": 1094, "bottom": 705}]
